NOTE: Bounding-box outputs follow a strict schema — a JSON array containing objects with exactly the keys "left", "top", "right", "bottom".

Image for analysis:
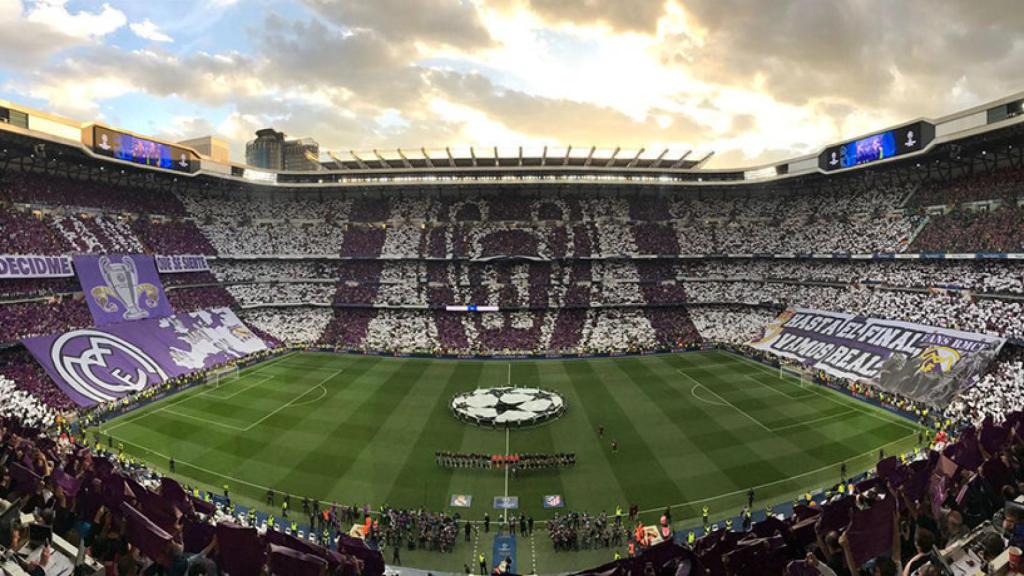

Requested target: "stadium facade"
[{"left": 0, "top": 92, "right": 1023, "bottom": 575}]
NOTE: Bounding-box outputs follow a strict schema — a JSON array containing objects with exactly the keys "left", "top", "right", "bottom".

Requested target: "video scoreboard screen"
[
  {"left": 819, "top": 121, "right": 934, "bottom": 171},
  {"left": 91, "top": 126, "right": 198, "bottom": 173}
]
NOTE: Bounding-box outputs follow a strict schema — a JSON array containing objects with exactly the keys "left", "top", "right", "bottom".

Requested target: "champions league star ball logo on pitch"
[
  {"left": 90, "top": 256, "right": 163, "bottom": 321},
  {"left": 50, "top": 330, "right": 169, "bottom": 404},
  {"left": 451, "top": 387, "right": 565, "bottom": 427}
]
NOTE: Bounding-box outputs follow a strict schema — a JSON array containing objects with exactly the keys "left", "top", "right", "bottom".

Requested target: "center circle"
[{"left": 451, "top": 387, "right": 566, "bottom": 427}]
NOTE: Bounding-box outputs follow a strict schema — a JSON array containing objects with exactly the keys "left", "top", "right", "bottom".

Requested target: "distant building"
[
  {"left": 178, "top": 136, "right": 230, "bottom": 163},
  {"left": 246, "top": 129, "right": 286, "bottom": 170},
  {"left": 284, "top": 137, "right": 321, "bottom": 172},
  {"left": 245, "top": 129, "right": 321, "bottom": 171}
]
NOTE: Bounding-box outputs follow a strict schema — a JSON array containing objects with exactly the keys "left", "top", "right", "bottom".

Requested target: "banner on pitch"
[
  {"left": 493, "top": 496, "right": 519, "bottom": 510},
  {"left": 73, "top": 254, "right": 173, "bottom": 325},
  {"left": 749, "top": 307, "right": 1005, "bottom": 406},
  {"left": 492, "top": 534, "right": 516, "bottom": 574},
  {"left": 0, "top": 254, "right": 74, "bottom": 278},
  {"left": 543, "top": 495, "right": 564, "bottom": 508},
  {"left": 22, "top": 307, "right": 268, "bottom": 407},
  {"left": 155, "top": 254, "right": 210, "bottom": 274}
]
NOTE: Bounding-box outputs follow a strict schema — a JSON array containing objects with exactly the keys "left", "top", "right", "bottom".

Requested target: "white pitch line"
[
  {"left": 723, "top": 353, "right": 919, "bottom": 433},
  {"left": 241, "top": 367, "right": 345, "bottom": 432},
  {"left": 289, "top": 384, "right": 328, "bottom": 408},
  {"left": 200, "top": 375, "right": 275, "bottom": 401},
  {"left": 636, "top": 431, "right": 917, "bottom": 516},
  {"left": 106, "top": 429, "right": 916, "bottom": 529},
  {"left": 111, "top": 364, "right": 340, "bottom": 436},
  {"left": 103, "top": 384, "right": 215, "bottom": 435},
  {"left": 689, "top": 383, "right": 728, "bottom": 407},
  {"left": 101, "top": 352, "right": 297, "bottom": 435},
  {"left": 503, "top": 426, "right": 511, "bottom": 508},
  {"left": 768, "top": 409, "right": 858, "bottom": 432},
  {"left": 505, "top": 361, "right": 512, "bottom": 523},
  {"left": 161, "top": 409, "right": 248, "bottom": 431},
  {"left": 105, "top": 434, "right": 280, "bottom": 494},
  {"left": 530, "top": 532, "right": 537, "bottom": 574},
  {"left": 738, "top": 372, "right": 810, "bottom": 401},
  {"left": 470, "top": 522, "right": 480, "bottom": 571},
  {"left": 676, "top": 369, "right": 773, "bottom": 432}
]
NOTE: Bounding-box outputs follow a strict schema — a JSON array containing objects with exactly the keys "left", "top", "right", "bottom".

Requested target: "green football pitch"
[{"left": 97, "top": 350, "right": 921, "bottom": 573}]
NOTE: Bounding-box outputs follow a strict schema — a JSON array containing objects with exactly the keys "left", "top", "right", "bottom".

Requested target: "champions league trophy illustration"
[{"left": 91, "top": 256, "right": 161, "bottom": 320}]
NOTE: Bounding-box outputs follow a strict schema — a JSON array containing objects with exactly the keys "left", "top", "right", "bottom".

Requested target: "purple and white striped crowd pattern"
[{"left": 22, "top": 307, "right": 268, "bottom": 406}]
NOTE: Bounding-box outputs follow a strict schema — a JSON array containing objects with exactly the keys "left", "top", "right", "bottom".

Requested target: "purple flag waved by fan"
[{"left": 121, "top": 503, "right": 173, "bottom": 567}]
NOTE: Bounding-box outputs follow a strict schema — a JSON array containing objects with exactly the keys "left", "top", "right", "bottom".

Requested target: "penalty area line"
[
  {"left": 676, "top": 369, "right": 773, "bottom": 433},
  {"left": 636, "top": 432, "right": 917, "bottom": 517},
  {"left": 240, "top": 367, "right": 345, "bottom": 432}
]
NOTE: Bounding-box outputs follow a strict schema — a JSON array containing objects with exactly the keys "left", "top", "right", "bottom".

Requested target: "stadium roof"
[
  {"left": 323, "top": 146, "right": 709, "bottom": 171},
  {"left": 0, "top": 91, "right": 1022, "bottom": 190}
]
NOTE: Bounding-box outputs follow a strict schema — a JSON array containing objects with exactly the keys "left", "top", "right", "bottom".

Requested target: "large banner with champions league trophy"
[
  {"left": 749, "top": 307, "right": 1005, "bottom": 407},
  {"left": 73, "top": 254, "right": 174, "bottom": 326},
  {"left": 22, "top": 307, "right": 268, "bottom": 407}
]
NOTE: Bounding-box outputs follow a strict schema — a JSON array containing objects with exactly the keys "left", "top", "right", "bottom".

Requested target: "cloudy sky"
[{"left": 0, "top": 0, "right": 1021, "bottom": 168}]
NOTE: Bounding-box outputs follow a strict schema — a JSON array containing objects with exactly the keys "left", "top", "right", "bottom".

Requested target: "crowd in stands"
[
  {"left": 227, "top": 282, "right": 335, "bottom": 306},
  {"left": 175, "top": 189, "right": 352, "bottom": 223},
  {"left": 168, "top": 182, "right": 927, "bottom": 257},
  {"left": 318, "top": 308, "right": 702, "bottom": 356},
  {"left": 241, "top": 307, "right": 333, "bottom": 344},
  {"left": 0, "top": 297, "right": 91, "bottom": 343},
  {"left": 0, "top": 277, "right": 79, "bottom": 299},
  {"left": 198, "top": 221, "right": 345, "bottom": 256},
  {"left": 549, "top": 511, "right": 628, "bottom": 551},
  {"left": 0, "top": 205, "right": 65, "bottom": 255},
  {"left": 0, "top": 171, "right": 1020, "bottom": 261},
  {"left": 687, "top": 305, "right": 782, "bottom": 344},
  {"left": 1, "top": 171, "right": 187, "bottom": 215},
  {"left": 556, "top": 401, "right": 1024, "bottom": 576},
  {"left": 0, "top": 374, "right": 54, "bottom": 427},
  {"left": 0, "top": 349, "right": 77, "bottom": 412},
  {"left": 132, "top": 218, "right": 217, "bottom": 256},
  {"left": 911, "top": 204, "right": 1024, "bottom": 253},
  {"left": 158, "top": 271, "right": 218, "bottom": 287},
  {"left": 946, "top": 347, "right": 1024, "bottom": 425},
  {"left": 2, "top": 163, "right": 1024, "bottom": 574},
  {"left": 50, "top": 213, "right": 144, "bottom": 254},
  {"left": 1, "top": 365, "right": 1022, "bottom": 575},
  {"left": 0, "top": 417, "right": 379, "bottom": 576},
  {"left": 211, "top": 259, "right": 341, "bottom": 283},
  {"left": 907, "top": 166, "right": 1024, "bottom": 207},
  {"left": 373, "top": 507, "right": 459, "bottom": 555},
  {"left": 681, "top": 281, "right": 1024, "bottom": 341},
  {"left": 1, "top": 167, "right": 1022, "bottom": 258},
  {"left": 675, "top": 259, "right": 1024, "bottom": 295},
  {"left": 166, "top": 286, "right": 237, "bottom": 313}
]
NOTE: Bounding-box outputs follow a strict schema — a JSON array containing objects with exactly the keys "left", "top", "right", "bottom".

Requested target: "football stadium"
[{"left": 0, "top": 2, "right": 1023, "bottom": 576}]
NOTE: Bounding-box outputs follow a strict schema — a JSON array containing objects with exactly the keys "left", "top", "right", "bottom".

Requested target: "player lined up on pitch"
[{"left": 435, "top": 451, "right": 576, "bottom": 470}]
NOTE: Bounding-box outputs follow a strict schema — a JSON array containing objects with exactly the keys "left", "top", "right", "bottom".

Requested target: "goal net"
[
  {"left": 208, "top": 365, "right": 240, "bottom": 388},
  {"left": 778, "top": 359, "right": 814, "bottom": 389}
]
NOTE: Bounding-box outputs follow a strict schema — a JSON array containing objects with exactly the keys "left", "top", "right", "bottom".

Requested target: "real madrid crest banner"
[
  {"left": 73, "top": 254, "right": 174, "bottom": 326},
  {"left": 21, "top": 307, "right": 268, "bottom": 407},
  {"left": 748, "top": 307, "right": 1006, "bottom": 407}
]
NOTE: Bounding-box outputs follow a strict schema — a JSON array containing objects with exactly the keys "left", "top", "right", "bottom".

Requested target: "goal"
[
  {"left": 208, "top": 365, "right": 240, "bottom": 388},
  {"left": 778, "top": 359, "right": 814, "bottom": 389}
]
